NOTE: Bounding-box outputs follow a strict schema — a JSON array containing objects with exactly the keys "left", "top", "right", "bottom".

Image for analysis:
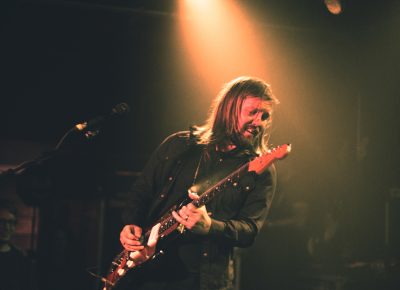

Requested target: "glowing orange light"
[
  {"left": 177, "top": 0, "right": 268, "bottom": 90},
  {"left": 324, "top": 0, "right": 343, "bottom": 15}
]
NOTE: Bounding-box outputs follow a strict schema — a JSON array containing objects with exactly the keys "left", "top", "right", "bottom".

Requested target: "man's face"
[
  {"left": 237, "top": 96, "right": 273, "bottom": 142},
  {"left": 0, "top": 209, "right": 16, "bottom": 243}
]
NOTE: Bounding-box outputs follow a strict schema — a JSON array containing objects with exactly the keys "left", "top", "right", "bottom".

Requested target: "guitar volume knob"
[
  {"left": 126, "top": 260, "right": 135, "bottom": 268},
  {"left": 117, "top": 268, "right": 126, "bottom": 276}
]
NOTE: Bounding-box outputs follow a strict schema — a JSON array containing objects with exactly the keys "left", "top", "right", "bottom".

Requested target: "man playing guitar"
[{"left": 116, "top": 76, "right": 283, "bottom": 290}]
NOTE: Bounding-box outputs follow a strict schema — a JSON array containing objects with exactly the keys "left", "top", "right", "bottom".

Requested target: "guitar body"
[
  {"left": 104, "top": 200, "right": 191, "bottom": 289},
  {"left": 106, "top": 251, "right": 164, "bottom": 290},
  {"left": 105, "top": 238, "right": 174, "bottom": 290},
  {"left": 102, "top": 144, "right": 292, "bottom": 290}
]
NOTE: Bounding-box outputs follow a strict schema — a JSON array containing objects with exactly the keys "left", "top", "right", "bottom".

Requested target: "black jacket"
[{"left": 123, "top": 131, "right": 276, "bottom": 290}]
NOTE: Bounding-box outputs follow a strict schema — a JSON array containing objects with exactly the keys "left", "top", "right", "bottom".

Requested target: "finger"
[
  {"left": 178, "top": 209, "right": 191, "bottom": 221},
  {"left": 123, "top": 226, "right": 137, "bottom": 240},
  {"left": 129, "top": 249, "right": 148, "bottom": 263},
  {"left": 197, "top": 205, "right": 207, "bottom": 213},
  {"left": 121, "top": 232, "right": 135, "bottom": 248},
  {"left": 124, "top": 239, "right": 143, "bottom": 247},
  {"left": 179, "top": 207, "right": 188, "bottom": 218},
  {"left": 124, "top": 244, "right": 145, "bottom": 251},
  {"left": 188, "top": 191, "right": 199, "bottom": 200},
  {"left": 186, "top": 203, "right": 197, "bottom": 211},
  {"left": 188, "top": 204, "right": 205, "bottom": 216},
  {"left": 132, "top": 225, "right": 142, "bottom": 240},
  {"left": 122, "top": 238, "right": 144, "bottom": 251},
  {"left": 172, "top": 211, "right": 185, "bottom": 224},
  {"left": 147, "top": 223, "right": 161, "bottom": 248}
]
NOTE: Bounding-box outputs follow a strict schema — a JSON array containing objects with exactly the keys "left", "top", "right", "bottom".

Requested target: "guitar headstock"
[
  {"left": 269, "top": 144, "right": 292, "bottom": 159},
  {"left": 248, "top": 143, "right": 292, "bottom": 174}
]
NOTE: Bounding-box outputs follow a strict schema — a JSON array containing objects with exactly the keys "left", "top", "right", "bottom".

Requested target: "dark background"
[{"left": 1, "top": 0, "right": 399, "bottom": 289}]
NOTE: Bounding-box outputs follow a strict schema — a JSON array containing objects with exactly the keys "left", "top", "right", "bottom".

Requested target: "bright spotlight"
[{"left": 324, "top": 0, "right": 343, "bottom": 15}]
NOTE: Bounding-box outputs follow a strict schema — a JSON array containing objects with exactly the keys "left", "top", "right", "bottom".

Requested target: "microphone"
[{"left": 74, "top": 103, "right": 131, "bottom": 132}]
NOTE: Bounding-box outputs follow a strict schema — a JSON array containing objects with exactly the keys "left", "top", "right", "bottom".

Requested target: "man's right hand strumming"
[
  {"left": 120, "top": 224, "right": 145, "bottom": 251},
  {"left": 120, "top": 223, "right": 161, "bottom": 265}
]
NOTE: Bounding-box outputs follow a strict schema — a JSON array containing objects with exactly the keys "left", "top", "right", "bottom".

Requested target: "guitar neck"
[
  {"left": 151, "top": 143, "right": 291, "bottom": 238},
  {"left": 192, "top": 163, "right": 249, "bottom": 207}
]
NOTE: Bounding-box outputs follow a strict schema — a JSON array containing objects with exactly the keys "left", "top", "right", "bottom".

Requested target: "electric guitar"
[{"left": 102, "top": 143, "right": 291, "bottom": 290}]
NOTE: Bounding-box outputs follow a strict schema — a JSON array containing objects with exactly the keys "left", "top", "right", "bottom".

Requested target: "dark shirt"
[
  {"left": 0, "top": 245, "right": 30, "bottom": 290},
  {"left": 123, "top": 131, "right": 276, "bottom": 290}
]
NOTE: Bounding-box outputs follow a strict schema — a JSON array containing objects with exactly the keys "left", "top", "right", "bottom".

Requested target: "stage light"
[
  {"left": 177, "top": 0, "right": 267, "bottom": 90},
  {"left": 324, "top": 0, "right": 343, "bottom": 15}
]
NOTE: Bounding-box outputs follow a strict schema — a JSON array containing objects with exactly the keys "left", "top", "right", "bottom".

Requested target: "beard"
[{"left": 232, "top": 124, "right": 264, "bottom": 155}]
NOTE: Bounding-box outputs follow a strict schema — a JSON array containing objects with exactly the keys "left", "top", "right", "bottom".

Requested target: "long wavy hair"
[{"left": 191, "top": 76, "right": 279, "bottom": 155}]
